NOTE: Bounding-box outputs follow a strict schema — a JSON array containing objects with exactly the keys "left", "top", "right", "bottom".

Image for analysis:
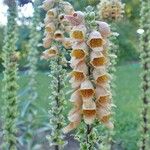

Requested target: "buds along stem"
[
  {"left": 2, "top": 0, "right": 19, "bottom": 149},
  {"left": 42, "top": 0, "right": 74, "bottom": 149},
  {"left": 139, "top": 0, "right": 150, "bottom": 149}
]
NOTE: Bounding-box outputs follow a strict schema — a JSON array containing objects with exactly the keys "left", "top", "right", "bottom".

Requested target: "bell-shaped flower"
[
  {"left": 68, "top": 107, "right": 82, "bottom": 122},
  {"left": 96, "top": 106, "right": 113, "bottom": 129},
  {"left": 93, "top": 67, "right": 109, "bottom": 85},
  {"left": 96, "top": 21, "right": 111, "bottom": 38},
  {"left": 87, "top": 31, "right": 105, "bottom": 51},
  {"left": 70, "top": 42, "right": 88, "bottom": 67},
  {"left": 43, "top": 35, "right": 52, "bottom": 48},
  {"left": 42, "top": 0, "right": 55, "bottom": 11},
  {"left": 63, "top": 121, "right": 81, "bottom": 134},
  {"left": 62, "top": 38, "right": 72, "bottom": 49},
  {"left": 70, "top": 90, "right": 83, "bottom": 107},
  {"left": 45, "top": 22, "right": 56, "bottom": 33},
  {"left": 95, "top": 85, "right": 111, "bottom": 107},
  {"left": 90, "top": 51, "right": 107, "bottom": 68},
  {"left": 54, "top": 30, "right": 64, "bottom": 41},
  {"left": 41, "top": 46, "right": 58, "bottom": 60},
  {"left": 47, "top": 8, "right": 58, "bottom": 19},
  {"left": 70, "top": 25, "right": 86, "bottom": 42},
  {"left": 82, "top": 101, "right": 96, "bottom": 124},
  {"left": 79, "top": 79, "right": 95, "bottom": 101},
  {"left": 69, "top": 61, "right": 88, "bottom": 88}
]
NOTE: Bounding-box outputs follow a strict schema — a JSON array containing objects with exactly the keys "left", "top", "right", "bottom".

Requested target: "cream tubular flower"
[
  {"left": 68, "top": 107, "right": 82, "bottom": 122},
  {"left": 54, "top": 30, "right": 64, "bottom": 41},
  {"left": 62, "top": 38, "right": 72, "bottom": 49},
  {"left": 90, "top": 51, "right": 107, "bottom": 68},
  {"left": 41, "top": 46, "right": 58, "bottom": 60},
  {"left": 47, "top": 8, "right": 58, "bottom": 19},
  {"left": 42, "top": 0, "right": 55, "bottom": 11},
  {"left": 45, "top": 22, "right": 56, "bottom": 33},
  {"left": 70, "top": 90, "right": 83, "bottom": 107},
  {"left": 95, "top": 85, "right": 111, "bottom": 107},
  {"left": 43, "top": 35, "right": 52, "bottom": 48},
  {"left": 70, "top": 25, "right": 86, "bottom": 42},
  {"left": 70, "top": 42, "right": 88, "bottom": 67},
  {"left": 63, "top": 121, "right": 81, "bottom": 134},
  {"left": 79, "top": 79, "right": 95, "bottom": 101},
  {"left": 82, "top": 102, "right": 96, "bottom": 125},
  {"left": 96, "top": 21, "right": 111, "bottom": 38},
  {"left": 96, "top": 106, "right": 113, "bottom": 129},
  {"left": 69, "top": 62, "right": 88, "bottom": 88},
  {"left": 87, "top": 31, "right": 105, "bottom": 51},
  {"left": 93, "top": 67, "right": 109, "bottom": 85}
]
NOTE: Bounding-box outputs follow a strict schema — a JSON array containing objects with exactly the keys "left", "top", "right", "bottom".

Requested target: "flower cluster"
[
  {"left": 41, "top": 0, "right": 74, "bottom": 148},
  {"left": 41, "top": 0, "right": 74, "bottom": 59},
  {"left": 64, "top": 11, "right": 114, "bottom": 134},
  {"left": 98, "top": 0, "right": 125, "bottom": 21}
]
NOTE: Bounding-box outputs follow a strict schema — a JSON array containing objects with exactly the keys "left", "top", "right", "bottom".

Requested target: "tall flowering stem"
[
  {"left": 139, "top": 0, "right": 150, "bottom": 149},
  {"left": 97, "top": 1, "right": 124, "bottom": 147},
  {"left": 64, "top": 6, "right": 114, "bottom": 150},
  {"left": 18, "top": 0, "right": 42, "bottom": 148},
  {"left": 2, "top": 0, "right": 19, "bottom": 149},
  {"left": 41, "top": 0, "right": 74, "bottom": 149}
]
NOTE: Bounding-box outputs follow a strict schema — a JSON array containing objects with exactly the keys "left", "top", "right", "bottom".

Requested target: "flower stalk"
[
  {"left": 64, "top": 6, "right": 114, "bottom": 149},
  {"left": 41, "top": 0, "right": 74, "bottom": 149},
  {"left": 139, "top": 0, "right": 150, "bottom": 149},
  {"left": 2, "top": 0, "right": 19, "bottom": 149}
]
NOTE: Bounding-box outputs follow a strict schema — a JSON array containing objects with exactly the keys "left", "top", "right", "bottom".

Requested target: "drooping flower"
[
  {"left": 90, "top": 51, "right": 107, "bottom": 68},
  {"left": 41, "top": 46, "right": 58, "bottom": 60},
  {"left": 71, "top": 25, "right": 87, "bottom": 42},
  {"left": 70, "top": 61, "right": 88, "bottom": 88},
  {"left": 93, "top": 67, "right": 109, "bottom": 85},
  {"left": 95, "top": 85, "right": 111, "bottom": 107},
  {"left": 87, "top": 30, "right": 105, "bottom": 51}
]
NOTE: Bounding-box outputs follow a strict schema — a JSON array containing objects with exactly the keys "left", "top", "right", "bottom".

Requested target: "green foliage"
[
  {"left": 138, "top": 0, "right": 150, "bottom": 149},
  {"left": 46, "top": 54, "right": 67, "bottom": 148},
  {"left": 1, "top": 0, "right": 19, "bottom": 149},
  {"left": 75, "top": 123, "right": 101, "bottom": 150}
]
